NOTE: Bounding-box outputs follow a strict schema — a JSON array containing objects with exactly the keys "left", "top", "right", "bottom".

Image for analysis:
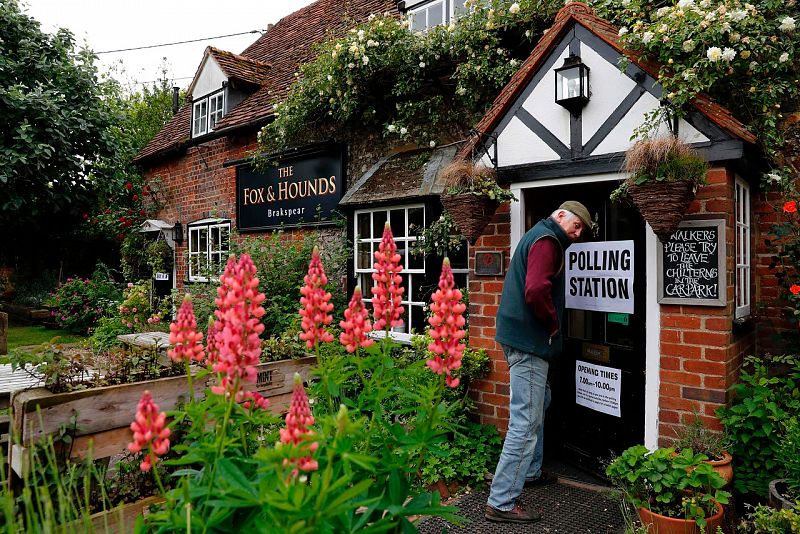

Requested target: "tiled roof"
[
  {"left": 135, "top": 0, "right": 398, "bottom": 164},
  {"left": 205, "top": 47, "right": 271, "bottom": 89},
  {"left": 458, "top": 2, "right": 757, "bottom": 160}
]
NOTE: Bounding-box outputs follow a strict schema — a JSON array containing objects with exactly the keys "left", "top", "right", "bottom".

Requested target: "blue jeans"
[
  {"left": 527, "top": 382, "right": 551, "bottom": 480},
  {"left": 487, "top": 345, "right": 549, "bottom": 511}
]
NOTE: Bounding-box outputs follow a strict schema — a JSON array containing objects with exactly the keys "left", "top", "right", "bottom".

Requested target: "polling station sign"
[
  {"left": 565, "top": 241, "right": 634, "bottom": 314},
  {"left": 575, "top": 360, "right": 622, "bottom": 417}
]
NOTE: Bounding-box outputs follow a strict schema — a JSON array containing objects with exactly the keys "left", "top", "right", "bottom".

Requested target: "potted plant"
[
  {"left": 611, "top": 137, "right": 709, "bottom": 241},
  {"left": 770, "top": 417, "right": 800, "bottom": 510},
  {"left": 672, "top": 413, "right": 733, "bottom": 486},
  {"left": 606, "top": 445, "right": 730, "bottom": 534},
  {"left": 438, "top": 160, "right": 516, "bottom": 244}
]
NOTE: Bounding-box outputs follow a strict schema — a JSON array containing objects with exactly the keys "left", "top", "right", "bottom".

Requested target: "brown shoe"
[
  {"left": 525, "top": 470, "right": 559, "bottom": 487},
  {"left": 484, "top": 503, "right": 542, "bottom": 523}
]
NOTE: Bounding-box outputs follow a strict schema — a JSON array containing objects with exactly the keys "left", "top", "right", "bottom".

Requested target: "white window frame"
[
  {"left": 735, "top": 176, "right": 751, "bottom": 319},
  {"left": 409, "top": 0, "right": 447, "bottom": 32},
  {"left": 191, "top": 89, "right": 225, "bottom": 138},
  {"left": 192, "top": 99, "right": 208, "bottom": 137},
  {"left": 354, "top": 205, "right": 427, "bottom": 341},
  {"left": 188, "top": 219, "right": 231, "bottom": 282},
  {"left": 208, "top": 92, "right": 225, "bottom": 130}
]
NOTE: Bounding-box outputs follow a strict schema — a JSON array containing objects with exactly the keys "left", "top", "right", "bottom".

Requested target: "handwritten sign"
[{"left": 657, "top": 219, "right": 726, "bottom": 306}]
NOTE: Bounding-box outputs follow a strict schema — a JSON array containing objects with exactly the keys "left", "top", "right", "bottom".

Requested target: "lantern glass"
[
  {"left": 558, "top": 66, "right": 582, "bottom": 100},
  {"left": 554, "top": 56, "right": 590, "bottom": 110}
]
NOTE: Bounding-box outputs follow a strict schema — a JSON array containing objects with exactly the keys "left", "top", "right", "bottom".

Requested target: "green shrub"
[
  {"left": 779, "top": 418, "right": 800, "bottom": 498},
  {"left": 717, "top": 354, "right": 800, "bottom": 496},
  {"left": 420, "top": 420, "right": 502, "bottom": 487},
  {"left": 738, "top": 504, "right": 800, "bottom": 533},
  {"left": 11, "top": 269, "right": 59, "bottom": 308},
  {"left": 89, "top": 315, "right": 131, "bottom": 350},
  {"left": 47, "top": 264, "right": 121, "bottom": 334}
]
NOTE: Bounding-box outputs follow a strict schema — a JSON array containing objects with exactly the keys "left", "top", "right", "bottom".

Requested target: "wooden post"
[{"left": 0, "top": 311, "right": 7, "bottom": 355}]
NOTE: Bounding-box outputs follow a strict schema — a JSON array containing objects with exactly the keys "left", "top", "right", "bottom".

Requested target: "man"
[{"left": 485, "top": 201, "right": 592, "bottom": 524}]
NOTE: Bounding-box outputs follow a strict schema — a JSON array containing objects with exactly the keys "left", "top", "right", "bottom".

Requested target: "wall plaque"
[
  {"left": 475, "top": 251, "right": 504, "bottom": 276},
  {"left": 657, "top": 219, "right": 726, "bottom": 306},
  {"left": 236, "top": 148, "right": 344, "bottom": 231}
]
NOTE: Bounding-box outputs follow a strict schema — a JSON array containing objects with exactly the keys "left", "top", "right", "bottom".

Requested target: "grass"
[{"left": 6, "top": 325, "right": 84, "bottom": 350}]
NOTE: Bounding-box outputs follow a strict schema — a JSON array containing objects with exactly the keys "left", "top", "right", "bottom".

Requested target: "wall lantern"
[
  {"left": 172, "top": 221, "right": 184, "bottom": 244},
  {"left": 554, "top": 55, "right": 590, "bottom": 113}
]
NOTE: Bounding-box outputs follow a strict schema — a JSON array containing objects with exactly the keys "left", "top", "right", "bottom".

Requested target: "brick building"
[{"left": 136, "top": 1, "right": 781, "bottom": 474}]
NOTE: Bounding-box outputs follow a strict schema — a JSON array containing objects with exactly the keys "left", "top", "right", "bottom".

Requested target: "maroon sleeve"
[{"left": 524, "top": 237, "right": 562, "bottom": 336}]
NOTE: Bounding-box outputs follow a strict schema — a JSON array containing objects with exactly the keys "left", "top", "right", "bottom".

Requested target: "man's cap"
[{"left": 558, "top": 201, "right": 592, "bottom": 229}]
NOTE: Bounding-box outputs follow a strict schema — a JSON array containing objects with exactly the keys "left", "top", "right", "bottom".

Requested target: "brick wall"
[{"left": 467, "top": 166, "right": 756, "bottom": 442}]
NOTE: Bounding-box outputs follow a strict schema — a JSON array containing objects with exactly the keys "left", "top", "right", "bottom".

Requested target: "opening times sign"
[
  {"left": 565, "top": 240, "right": 634, "bottom": 313},
  {"left": 236, "top": 149, "right": 344, "bottom": 231},
  {"left": 575, "top": 360, "right": 622, "bottom": 417}
]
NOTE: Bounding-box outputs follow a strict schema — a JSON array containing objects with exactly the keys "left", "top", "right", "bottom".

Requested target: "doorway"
[{"left": 523, "top": 181, "right": 647, "bottom": 476}]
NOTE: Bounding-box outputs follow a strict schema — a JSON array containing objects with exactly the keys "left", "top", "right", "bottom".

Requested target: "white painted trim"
[
  {"left": 508, "top": 171, "right": 658, "bottom": 450},
  {"left": 644, "top": 223, "right": 660, "bottom": 450}
]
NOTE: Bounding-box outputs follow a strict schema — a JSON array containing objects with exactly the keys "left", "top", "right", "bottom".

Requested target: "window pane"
[
  {"left": 449, "top": 241, "right": 469, "bottom": 269},
  {"left": 190, "top": 229, "right": 200, "bottom": 252},
  {"left": 390, "top": 209, "right": 406, "bottom": 238},
  {"left": 408, "top": 207, "right": 424, "bottom": 228},
  {"left": 357, "top": 212, "right": 371, "bottom": 239},
  {"left": 357, "top": 242, "right": 372, "bottom": 269},
  {"left": 410, "top": 12, "right": 426, "bottom": 32},
  {"left": 409, "top": 248, "right": 425, "bottom": 270},
  {"left": 396, "top": 241, "right": 407, "bottom": 269},
  {"left": 453, "top": 273, "right": 468, "bottom": 292},
  {"left": 428, "top": 3, "right": 443, "bottom": 27},
  {"left": 372, "top": 210, "right": 387, "bottom": 237},
  {"left": 220, "top": 226, "right": 230, "bottom": 253},
  {"left": 410, "top": 304, "right": 426, "bottom": 334},
  {"left": 399, "top": 274, "right": 409, "bottom": 301},
  {"left": 359, "top": 273, "right": 374, "bottom": 296},
  {"left": 198, "top": 228, "right": 208, "bottom": 253}
]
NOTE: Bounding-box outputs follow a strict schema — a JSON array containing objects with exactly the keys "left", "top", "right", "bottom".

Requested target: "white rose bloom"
[
  {"left": 721, "top": 22, "right": 731, "bottom": 33},
  {"left": 682, "top": 39, "right": 696, "bottom": 52},
  {"left": 400, "top": 127, "right": 408, "bottom": 135},
  {"left": 618, "top": 26, "right": 629, "bottom": 36},
  {"left": 779, "top": 52, "right": 790, "bottom": 62},
  {"left": 730, "top": 33, "right": 741, "bottom": 43},
  {"left": 705, "top": 12, "right": 716, "bottom": 20},
  {"left": 363, "top": 55, "right": 369, "bottom": 65},
  {"left": 331, "top": 51, "right": 337, "bottom": 58},
  {"left": 509, "top": 2, "right": 520, "bottom": 14},
  {"left": 429, "top": 141, "right": 436, "bottom": 148},
  {"left": 419, "top": 61, "right": 426, "bottom": 68},
  {"left": 779, "top": 16, "right": 796, "bottom": 32},
  {"left": 642, "top": 31, "right": 655, "bottom": 44},
  {"left": 335, "top": 43, "right": 342, "bottom": 51},
  {"left": 525, "top": 29, "right": 532, "bottom": 38},
  {"left": 659, "top": 24, "right": 669, "bottom": 33},
  {"left": 699, "top": 0, "right": 710, "bottom": 6},
  {"left": 717, "top": 5, "right": 727, "bottom": 14},
  {"left": 656, "top": 6, "right": 670, "bottom": 17},
  {"left": 677, "top": 0, "right": 694, "bottom": 8},
  {"left": 347, "top": 62, "right": 355, "bottom": 69},
  {"left": 621, "top": 0, "right": 630, "bottom": 6},
  {"left": 387, "top": 124, "right": 396, "bottom": 132},
  {"left": 510, "top": 59, "right": 519, "bottom": 67},
  {"left": 357, "top": 29, "right": 365, "bottom": 41},
  {"left": 327, "top": 74, "right": 333, "bottom": 81},
  {"left": 721, "top": 47, "right": 736, "bottom": 61},
  {"left": 456, "top": 86, "right": 467, "bottom": 95},
  {"left": 707, "top": 46, "right": 723, "bottom": 61},
  {"left": 729, "top": 9, "right": 747, "bottom": 21}
]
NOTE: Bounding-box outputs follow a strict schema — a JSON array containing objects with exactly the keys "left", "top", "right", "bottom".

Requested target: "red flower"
[
  {"left": 791, "top": 284, "right": 800, "bottom": 295},
  {"left": 82, "top": 213, "right": 89, "bottom": 220},
  {"left": 139, "top": 209, "right": 146, "bottom": 217},
  {"left": 785, "top": 201, "right": 798, "bottom": 213},
  {"left": 125, "top": 182, "right": 133, "bottom": 190},
  {"left": 132, "top": 194, "right": 139, "bottom": 201},
  {"left": 168, "top": 295, "right": 205, "bottom": 363},
  {"left": 339, "top": 286, "right": 374, "bottom": 353},
  {"left": 210, "top": 254, "right": 266, "bottom": 402},
  {"left": 299, "top": 246, "right": 334, "bottom": 349},
  {"left": 371, "top": 222, "right": 405, "bottom": 331},
  {"left": 280, "top": 373, "right": 319, "bottom": 475},
  {"left": 128, "top": 391, "right": 171, "bottom": 472},
  {"left": 426, "top": 258, "right": 467, "bottom": 388}
]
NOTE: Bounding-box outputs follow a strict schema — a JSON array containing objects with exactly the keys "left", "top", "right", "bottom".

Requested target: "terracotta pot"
[
  {"left": 769, "top": 479, "right": 798, "bottom": 511},
  {"left": 706, "top": 451, "right": 733, "bottom": 487},
  {"left": 638, "top": 500, "right": 723, "bottom": 534}
]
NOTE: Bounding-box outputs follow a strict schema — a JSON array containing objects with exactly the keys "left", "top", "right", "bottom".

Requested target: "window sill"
[{"left": 368, "top": 330, "right": 413, "bottom": 345}]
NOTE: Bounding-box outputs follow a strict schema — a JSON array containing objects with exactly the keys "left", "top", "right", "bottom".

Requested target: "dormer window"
[
  {"left": 407, "top": 0, "right": 468, "bottom": 33},
  {"left": 192, "top": 89, "right": 225, "bottom": 138}
]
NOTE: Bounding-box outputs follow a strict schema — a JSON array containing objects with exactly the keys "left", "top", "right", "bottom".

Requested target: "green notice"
[{"left": 608, "top": 313, "right": 629, "bottom": 326}]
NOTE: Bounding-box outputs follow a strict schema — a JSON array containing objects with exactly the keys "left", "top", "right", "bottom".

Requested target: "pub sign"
[{"left": 236, "top": 148, "right": 344, "bottom": 231}]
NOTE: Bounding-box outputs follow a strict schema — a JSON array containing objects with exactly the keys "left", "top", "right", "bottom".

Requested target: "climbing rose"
[
  {"left": 168, "top": 295, "right": 205, "bottom": 363},
  {"left": 210, "top": 254, "right": 266, "bottom": 402},
  {"left": 426, "top": 258, "right": 467, "bottom": 388},
  {"left": 784, "top": 201, "right": 798, "bottom": 213},
  {"left": 299, "top": 247, "right": 334, "bottom": 348},
  {"left": 339, "top": 286, "right": 374, "bottom": 353},
  {"left": 372, "top": 222, "right": 405, "bottom": 331},
  {"left": 128, "top": 391, "right": 171, "bottom": 472},
  {"left": 791, "top": 284, "right": 800, "bottom": 295},
  {"left": 280, "top": 373, "right": 319, "bottom": 475}
]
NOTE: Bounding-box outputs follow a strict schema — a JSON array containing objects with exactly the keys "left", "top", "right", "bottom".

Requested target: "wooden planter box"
[
  {"left": 62, "top": 495, "right": 163, "bottom": 534},
  {"left": 8, "top": 355, "right": 316, "bottom": 478}
]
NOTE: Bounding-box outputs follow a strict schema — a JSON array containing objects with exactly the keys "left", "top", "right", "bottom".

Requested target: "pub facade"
[{"left": 136, "top": 0, "right": 782, "bottom": 473}]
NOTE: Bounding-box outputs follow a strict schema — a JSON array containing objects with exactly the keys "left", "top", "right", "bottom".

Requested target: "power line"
[{"left": 97, "top": 29, "right": 266, "bottom": 54}]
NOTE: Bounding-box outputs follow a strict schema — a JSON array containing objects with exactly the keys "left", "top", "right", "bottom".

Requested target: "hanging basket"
[
  {"left": 627, "top": 180, "right": 697, "bottom": 242},
  {"left": 440, "top": 193, "right": 500, "bottom": 244}
]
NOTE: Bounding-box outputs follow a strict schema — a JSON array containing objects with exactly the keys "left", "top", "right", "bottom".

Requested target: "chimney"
[
  {"left": 172, "top": 86, "right": 180, "bottom": 115},
  {"left": 266, "top": 23, "right": 274, "bottom": 32}
]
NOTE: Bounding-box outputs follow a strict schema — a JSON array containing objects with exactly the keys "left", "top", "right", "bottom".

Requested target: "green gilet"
[{"left": 495, "top": 217, "right": 571, "bottom": 360}]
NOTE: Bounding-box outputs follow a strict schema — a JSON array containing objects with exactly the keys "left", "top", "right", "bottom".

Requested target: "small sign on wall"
[
  {"left": 575, "top": 360, "right": 622, "bottom": 417},
  {"left": 565, "top": 240, "right": 634, "bottom": 313},
  {"left": 474, "top": 251, "right": 504, "bottom": 276},
  {"left": 658, "top": 219, "right": 725, "bottom": 306}
]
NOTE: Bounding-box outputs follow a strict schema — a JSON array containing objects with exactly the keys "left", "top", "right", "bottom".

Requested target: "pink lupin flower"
[
  {"left": 128, "top": 391, "right": 171, "bottom": 472},
  {"left": 339, "top": 286, "right": 374, "bottom": 353},
  {"left": 371, "top": 222, "right": 405, "bottom": 331},
  {"left": 210, "top": 254, "right": 266, "bottom": 402},
  {"left": 426, "top": 258, "right": 467, "bottom": 388},
  {"left": 241, "top": 390, "right": 270, "bottom": 411},
  {"left": 299, "top": 246, "right": 335, "bottom": 349},
  {"left": 168, "top": 295, "right": 205, "bottom": 363},
  {"left": 280, "top": 373, "right": 319, "bottom": 475},
  {"left": 205, "top": 315, "right": 221, "bottom": 367}
]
